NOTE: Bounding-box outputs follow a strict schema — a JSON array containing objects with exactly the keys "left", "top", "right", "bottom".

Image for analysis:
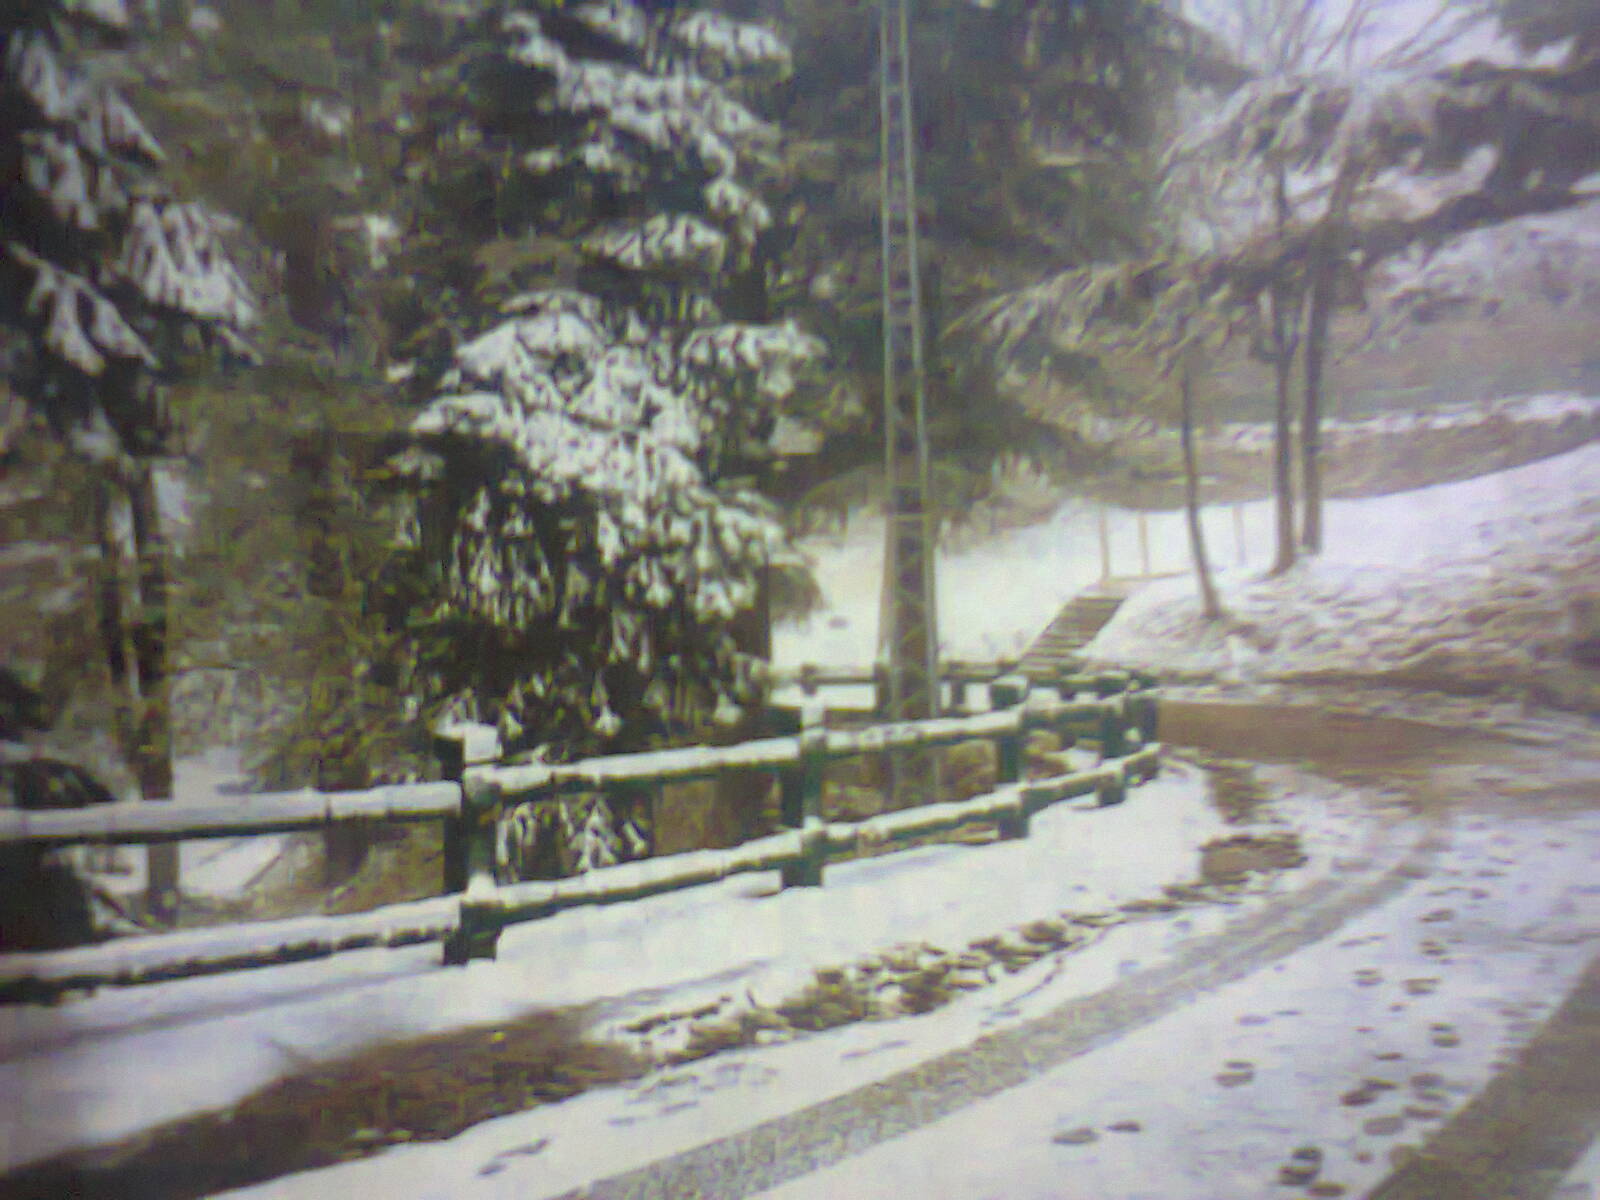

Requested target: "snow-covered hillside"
[
  {"left": 1088, "top": 442, "right": 1600, "bottom": 707},
  {"left": 778, "top": 420, "right": 1600, "bottom": 711}
]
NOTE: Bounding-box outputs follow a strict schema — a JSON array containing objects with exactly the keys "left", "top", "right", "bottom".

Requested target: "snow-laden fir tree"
[
  {"left": 386, "top": 2, "right": 821, "bottom": 872},
  {"left": 1, "top": 0, "right": 255, "bottom": 455}
]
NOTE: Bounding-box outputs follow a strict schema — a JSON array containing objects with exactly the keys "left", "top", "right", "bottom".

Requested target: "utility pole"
[{"left": 876, "top": 0, "right": 940, "bottom": 806}]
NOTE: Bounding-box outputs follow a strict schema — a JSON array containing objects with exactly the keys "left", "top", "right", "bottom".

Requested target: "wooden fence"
[{"left": 0, "top": 669, "right": 1160, "bottom": 1003}]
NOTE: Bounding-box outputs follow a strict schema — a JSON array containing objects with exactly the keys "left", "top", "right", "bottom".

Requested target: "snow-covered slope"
[
  {"left": 1088, "top": 442, "right": 1600, "bottom": 706},
  {"left": 777, "top": 421, "right": 1599, "bottom": 710}
]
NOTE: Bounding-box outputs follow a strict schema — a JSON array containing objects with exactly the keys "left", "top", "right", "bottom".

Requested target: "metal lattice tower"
[{"left": 876, "top": 0, "right": 940, "bottom": 804}]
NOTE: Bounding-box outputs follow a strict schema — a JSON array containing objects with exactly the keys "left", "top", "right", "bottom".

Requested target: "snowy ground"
[
  {"left": 1211, "top": 390, "right": 1600, "bottom": 453},
  {"left": 773, "top": 495, "right": 1247, "bottom": 669},
  {"left": 1089, "top": 441, "right": 1600, "bottom": 702},
  {"left": 776, "top": 422, "right": 1600, "bottom": 711},
  {"left": 764, "top": 799, "right": 1600, "bottom": 1200},
  {"left": 0, "top": 758, "right": 1240, "bottom": 1173},
  {"left": 190, "top": 748, "right": 1600, "bottom": 1200},
  {"left": 212, "top": 768, "right": 1403, "bottom": 1200}
]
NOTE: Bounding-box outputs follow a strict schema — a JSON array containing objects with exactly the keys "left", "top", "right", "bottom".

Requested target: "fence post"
[
  {"left": 781, "top": 701, "right": 826, "bottom": 888},
  {"left": 1096, "top": 766, "right": 1127, "bottom": 808},
  {"left": 1093, "top": 672, "right": 1125, "bottom": 699},
  {"left": 443, "top": 771, "right": 504, "bottom": 965},
  {"left": 1129, "top": 689, "right": 1159, "bottom": 746},
  {"left": 988, "top": 675, "right": 1029, "bottom": 839},
  {"left": 1098, "top": 698, "right": 1128, "bottom": 762},
  {"left": 988, "top": 675, "right": 1028, "bottom": 784},
  {"left": 435, "top": 733, "right": 469, "bottom": 895}
]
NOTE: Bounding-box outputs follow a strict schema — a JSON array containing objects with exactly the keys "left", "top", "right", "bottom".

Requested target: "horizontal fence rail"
[
  {"left": 0, "top": 782, "right": 463, "bottom": 847},
  {"left": 0, "top": 899, "right": 460, "bottom": 1004},
  {"left": 0, "top": 667, "right": 1161, "bottom": 1003}
]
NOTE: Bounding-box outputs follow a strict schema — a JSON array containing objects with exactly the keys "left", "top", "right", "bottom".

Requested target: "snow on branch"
[
  {"left": 669, "top": 11, "right": 792, "bottom": 73},
  {"left": 415, "top": 385, "right": 705, "bottom": 503},
  {"left": 505, "top": 11, "right": 773, "bottom": 177},
  {"left": 118, "top": 201, "right": 256, "bottom": 327},
  {"left": 8, "top": 243, "right": 156, "bottom": 375},
  {"left": 74, "top": 83, "right": 165, "bottom": 163},
  {"left": 455, "top": 308, "right": 608, "bottom": 385},
  {"left": 523, "top": 133, "right": 644, "bottom": 185},
  {"left": 680, "top": 319, "right": 825, "bottom": 401},
  {"left": 447, "top": 309, "right": 701, "bottom": 449},
  {"left": 58, "top": 0, "right": 131, "bottom": 28},
  {"left": 506, "top": 13, "right": 571, "bottom": 73},
  {"left": 704, "top": 174, "right": 772, "bottom": 242},
  {"left": 5, "top": 32, "right": 164, "bottom": 163},
  {"left": 582, "top": 213, "right": 727, "bottom": 273},
  {"left": 22, "top": 131, "right": 99, "bottom": 229},
  {"left": 413, "top": 387, "right": 775, "bottom": 625},
  {"left": 6, "top": 32, "right": 78, "bottom": 122},
  {"left": 570, "top": 1, "right": 650, "bottom": 51}
]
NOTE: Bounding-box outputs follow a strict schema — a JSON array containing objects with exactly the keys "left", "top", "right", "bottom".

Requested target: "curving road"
[{"left": 554, "top": 698, "right": 1600, "bottom": 1200}]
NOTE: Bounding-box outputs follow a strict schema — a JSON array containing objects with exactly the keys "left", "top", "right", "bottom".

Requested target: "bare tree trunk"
[
  {"left": 1180, "top": 369, "right": 1224, "bottom": 621},
  {"left": 1268, "top": 168, "right": 1298, "bottom": 578},
  {"left": 91, "top": 477, "right": 133, "bottom": 698},
  {"left": 1301, "top": 167, "right": 1361, "bottom": 556},
  {"left": 1268, "top": 290, "right": 1298, "bottom": 576},
  {"left": 127, "top": 465, "right": 178, "bottom": 925},
  {"left": 1301, "top": 267, "right": 1333, "bottom": 554}
]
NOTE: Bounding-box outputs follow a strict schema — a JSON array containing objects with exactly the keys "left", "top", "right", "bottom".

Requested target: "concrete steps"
[{"left": 1017, "top": 587, "right": 1132, "bottom": 680}]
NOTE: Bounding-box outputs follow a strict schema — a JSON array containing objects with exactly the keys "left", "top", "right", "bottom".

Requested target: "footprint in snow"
[
  {"left": 1277, "top": 1145, "right": 1322, "bottom": 1186},
  {"left": 1341, "top": 1078, "right": 1399, "bottom": 1107},
  {"left": 1052, "top": 1126, "right": 1099, "bottom": 1146},
  {"left": 1216, "top": 1061, "right": 1255, "bottom": 1088},
  {"left": 1362, "top": 1115, "right": 1406, "bottom": 1137},
  {"left": 478, "top": 1137, "right": 550, "bottom": 1176}
]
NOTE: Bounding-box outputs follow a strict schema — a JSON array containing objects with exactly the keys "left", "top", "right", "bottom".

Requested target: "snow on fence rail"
[
  {"left": 0, "top": 670, "right": 1160, "bottom": 1002},
  {"left": 0, "top": 781, "right": 462, "bottom": 846}
]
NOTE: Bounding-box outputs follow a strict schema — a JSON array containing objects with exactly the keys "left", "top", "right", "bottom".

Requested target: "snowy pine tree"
[
  {"left": 2, "top": 0, "right": 256, "bottom": 925},
  {"left": 388, "top": 3, "right": 822, "bottom": 778},
  {"left": 1, "top": 0, "right": 255, "bottom": 456}
]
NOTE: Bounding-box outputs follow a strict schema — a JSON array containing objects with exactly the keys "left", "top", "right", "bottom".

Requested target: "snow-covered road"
[
  {"left": 184, "top": 705, "right": 1599, "bottom": 1200},
  {"left": 5, "top": 701, "right": 1590, "bottom": 1200}
]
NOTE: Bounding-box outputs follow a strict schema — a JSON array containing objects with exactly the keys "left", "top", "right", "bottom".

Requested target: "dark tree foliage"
[{"left": 751, "top": 0, "right": 1242, "bottom": 505}]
